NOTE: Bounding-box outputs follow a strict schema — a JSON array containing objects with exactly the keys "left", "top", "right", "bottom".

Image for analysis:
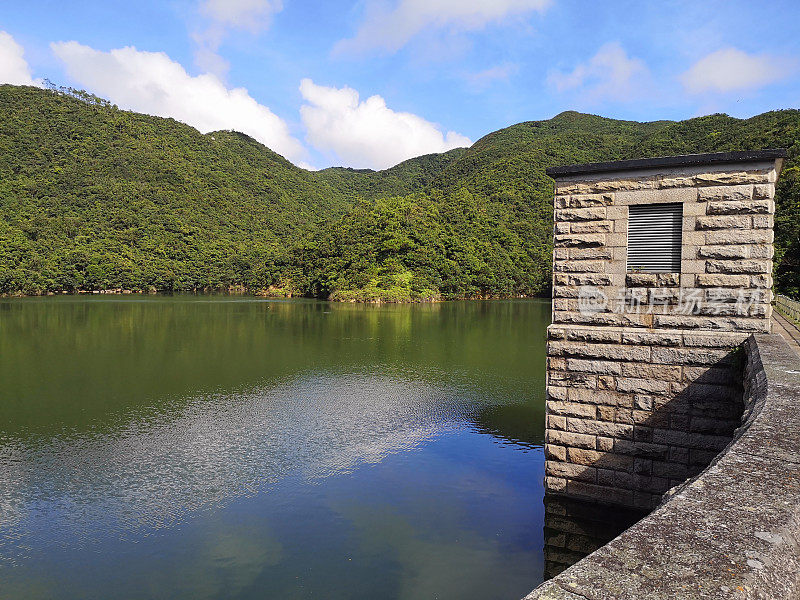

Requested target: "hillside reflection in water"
[{"left": 0, "top": 297, "right": 552, "bottom": 600}]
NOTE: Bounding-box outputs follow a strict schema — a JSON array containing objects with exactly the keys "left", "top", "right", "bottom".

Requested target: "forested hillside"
[{"left": 0, "top": 84, "right": 798, "bottom": 299}]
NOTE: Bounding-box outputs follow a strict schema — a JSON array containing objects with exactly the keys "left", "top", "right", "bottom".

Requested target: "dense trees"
[
  {"left": 302, "top": 190, "right": 551, "bottom": 302},
  {"left": 0, "top": 84, "right": 798, "bottom": 300}
]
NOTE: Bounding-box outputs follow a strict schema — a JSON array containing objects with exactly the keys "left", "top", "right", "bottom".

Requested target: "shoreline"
[{"left": 0, "top": 288, "right": 550, "bottom": 303}]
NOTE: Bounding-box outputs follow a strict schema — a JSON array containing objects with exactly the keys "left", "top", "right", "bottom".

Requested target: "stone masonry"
[{"left": 543, "top": 150, "right": 787, "bottom": 510}]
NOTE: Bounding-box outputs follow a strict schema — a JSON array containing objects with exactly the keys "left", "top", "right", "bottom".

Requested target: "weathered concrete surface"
[
  {"left": 525, "top": 333, "right": 800, "bottom": 599},
  {"left": 773, "top": 310, "right": 800, "bottom": 356}
]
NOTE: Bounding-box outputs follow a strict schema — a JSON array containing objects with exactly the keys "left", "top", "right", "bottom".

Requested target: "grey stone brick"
[
  {"left": 697, "top": 244, "right": 750, "bottom": 259},
  {"left": 571, "top": 221, "right": 613, "bottom": 233},
  {"left": 706, "top": 200, "right": 772, "bottom": 215},
  {"left": 547, "top": 429, "right": 596, "bottom": 450},
  {"left": 546, "top": 461, "right": 597, "bottom": 482},
  {"left": 548, "top": 400, "right": 597, "bottom": 419},
  {"left": 565, "top": 328, "right": 622, "bottom": 343},
  {"left": 554, "top": 233, "right": 605, "bottom": 247},
  {"left": 697, "top": 185, "right": 752, "bottom": 202},
  {"left": 555, "top": 207, "right": 607, "bottom": 222},
  {"left": 566, "top": 358, "right": 623, "bottom": 375},
  {"left": 543, "top": 476, "right": 567, "bottom": 492},
  {"left": 568, "top": 448, "right": 634, "bottom": 471},
  {"left": 752, "top": 183, "right": 775, "bottom": 199},
  {"left": 614, "top": 440, "right": 669, "bottom": 460},
  {"left": 696, "top": 273, "right": 751, "bottom": 287},
  {"left": 545, "top": 444, "right": 568, "bottom": 461},
  {"left": 621, "top": 363, "right": 682, "bottom": 381},
  {"left": 568, "top": 247, "right": 613, "bottom": 260},
  {"left": 616, "top": 377, "right": 670, "bottom": 395},
  {"left": 621, "top": 331, "right": 682, "bottom": 346},
  {"left": 706, "top": 259, "right": 771, "bottom": 274},
  {"left": 696, "top": 215, "right": 751, "bottom": 229}
]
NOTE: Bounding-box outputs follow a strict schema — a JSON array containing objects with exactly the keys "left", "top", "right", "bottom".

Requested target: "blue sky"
[{"left": 1, "top": 0, "right": 799, "bottom": 169}]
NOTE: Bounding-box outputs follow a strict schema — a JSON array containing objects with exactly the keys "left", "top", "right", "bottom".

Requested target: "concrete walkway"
[{"left": 773, "top": 309, "right": 800, "bottom": 355}]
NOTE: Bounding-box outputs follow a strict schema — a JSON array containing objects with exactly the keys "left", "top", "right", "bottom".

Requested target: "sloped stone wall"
[
  {"left": 545, "top": 327, "right": 744, "bottom": 509},
  {"left": 526, "top": 333, "right": 800, "bottom": 600}
]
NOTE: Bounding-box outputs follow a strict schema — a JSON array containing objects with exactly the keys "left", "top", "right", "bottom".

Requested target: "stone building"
[{"left": 543, "top": 149, "right": 787, "bottom": 509}]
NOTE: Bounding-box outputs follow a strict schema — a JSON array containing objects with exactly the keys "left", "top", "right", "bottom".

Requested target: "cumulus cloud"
[
  {"left": 194, "top": 0, "right": 283, "bottom": 76},
  {"left": 0, "top": 31, "right": 40, "bottom": 86},
  {"left": 547, "top": 42, "right": 649, "bottom": 103},
  {"left": 335, "top": 0, "right": 551, "bottom": 55},
  {"left": 681, "top": 47, "right": 795, "bottom": 94},
  {"left": 299, "top": 79, "right": 471, "bottom": 170},
  {"left": 51, "top": 41, "right": 305, "bottom": 162}
]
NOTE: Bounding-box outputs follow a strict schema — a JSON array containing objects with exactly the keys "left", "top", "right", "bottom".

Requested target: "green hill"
[{"left": 0, "top": 84, "right": 798, "bottom": 299}]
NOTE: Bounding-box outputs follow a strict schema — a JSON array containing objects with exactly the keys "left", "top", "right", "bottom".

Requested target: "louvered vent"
[{"left": 627, "top": 203, "right": 683, "bottom": 273}]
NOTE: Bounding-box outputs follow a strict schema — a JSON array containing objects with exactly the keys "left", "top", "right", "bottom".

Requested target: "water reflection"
[
  {"left": 0, "top": 298, "right": 550, "bottom": 600},
  {"left": 542, "top": 494, "right": 647, "bottom": 579},
  {"left": 0, "top": 374, "right": 488, "bottom": 557},
  {"left": 0, "top": 298, "right": 547, "bottom": 435},
  {"left": 472, "top": 402, "right": 545, "bottom": 449}
]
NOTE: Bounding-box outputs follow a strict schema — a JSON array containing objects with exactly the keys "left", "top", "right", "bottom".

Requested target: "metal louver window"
[{"left": 627, "top": 203, "right": 683, "bottom": 273}]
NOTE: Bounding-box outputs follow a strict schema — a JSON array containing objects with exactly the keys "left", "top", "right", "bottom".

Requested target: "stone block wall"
[
  {"left": 544, "top": 151, "right": 786, "bottom": 509},
  {"left": 526, "top": 333, "right": 800, "bottom": 599}
]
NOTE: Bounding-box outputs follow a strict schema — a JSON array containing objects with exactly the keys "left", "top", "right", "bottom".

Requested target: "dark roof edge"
[{"left": 545, "top": 149, "right": 788, "bottom": 178}]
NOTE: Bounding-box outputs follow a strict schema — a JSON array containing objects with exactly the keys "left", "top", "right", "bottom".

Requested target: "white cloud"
[
  {"left": 465, "top": 62, "right": 518, "bottom": 91},
  {"left": 200, "top": 0, "right": 283, "bottom": 32},
  {"left": 335, "top": 0, "right": 551, "bottom": 55},
  {"left": 547, "top": 42, "right": 649, "bottom": 103},
  {"left": 0, "top": 31, "right": 40, "bottom": 86},
  {"left": 192, "top": 28, "right": 233, "bottom": 77},
  {"left": 299, "top": 79, "right": 471, "bottom": 170},
  {"left": 194, "top": 0, "right": 283, "bottom": 76},
  {"left": 681, "top": 47, "right": 795, "bottom": 94},
  {"left": 51, "top": 41, "right": 305, "bottom": 162}
]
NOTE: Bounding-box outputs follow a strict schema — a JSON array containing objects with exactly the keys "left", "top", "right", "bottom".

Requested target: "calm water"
[{"left": 0, "top": 297, "right": 552, "bottom": 600}]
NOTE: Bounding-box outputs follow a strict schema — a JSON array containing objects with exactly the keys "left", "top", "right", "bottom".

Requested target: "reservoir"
[{"left": 0, "top": 297, "right": 551, "bottom": 599}]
